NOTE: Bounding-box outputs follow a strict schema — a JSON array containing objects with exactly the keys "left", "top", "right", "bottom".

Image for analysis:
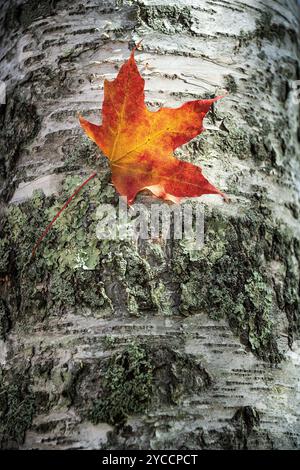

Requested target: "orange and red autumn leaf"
[{"left": 79, "top": 49, "right": 224, "bottom": 204}]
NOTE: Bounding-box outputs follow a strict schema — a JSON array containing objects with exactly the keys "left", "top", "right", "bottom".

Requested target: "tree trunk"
[{"left": 0, "top": 0, "right": 300, "bottom": 450}]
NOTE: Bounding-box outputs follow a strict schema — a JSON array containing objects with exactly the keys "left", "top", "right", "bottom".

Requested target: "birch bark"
[{"left": 0, "top": 0, "right": 300, "bottom": 450}]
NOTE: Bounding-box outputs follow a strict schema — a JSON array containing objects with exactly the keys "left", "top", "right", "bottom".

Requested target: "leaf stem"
[{"left": 31, "top": 171, "right": 97, "bottom": 258}]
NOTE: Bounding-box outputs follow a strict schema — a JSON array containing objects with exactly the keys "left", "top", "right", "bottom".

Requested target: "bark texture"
[{"left": 0, "top": 0, "right": 300, "bottom": 450}]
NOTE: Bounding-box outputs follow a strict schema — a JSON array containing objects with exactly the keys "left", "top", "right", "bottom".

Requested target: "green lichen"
[
  {"left": 0, "top": 238, "right": 9, "bottom": 273},
  {"left": 174, "top": 205, "right": 298, "bottom": 362},
  {"left": 245, "top": 272, "right": 274, "bottom": 350},
  {"left": 148, "top": 345, "right": 211, "bottom": 406},
  {"left": 61, "top": 136, "right": 100, "bottom": 171},
  {"left": 90, "top": 342, "right": 153, "bottom": 425},
  {"left": 102, "top": 245, "right": 156, "bottom": 316},
  {"left": 102, "top": 335, "right": 117, "bottom": 350},
  {"left": 41, "top": 176, "right": 102, "bottom": 272},
  {"left": 138, "top": 4, "right": 193, "bottom": 36},
  {"left": 224, "top": 74, "right": 238, "bottom": 94},
  {"left": 0, "top": 94, "right": 40, "bottom": 191},
  {"left": 75, "top": 271, "right": 113, "bottom": 312},
  {"left": 0, "top": 300, "right": 10, "bottom": 340},
  {"left": 217, "top": 123, "right": 251, "bottom": 162},
  {"left": 126, "top": 292, "right": 140, "bottom": 316},
  {"left": 187, "top": 118, "right": 253, "bottom": 164},
  {"left": 0, "top": 176, "right": 117, "bottom": 321},
  {"left": 230, "top": 272, "right": 275, "bottom": 354},
  {"left": 48, "top": 271, "right": 76, "bottom": 309},
  {"left": 0, "top": 373, "right": 35, "bottom": 449},
  {"left": 150, "top": 281, "right": 172, "bottom": 316}
]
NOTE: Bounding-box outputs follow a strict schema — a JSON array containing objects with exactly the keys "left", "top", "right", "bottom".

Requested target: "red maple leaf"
[{"left": 80, "top": 48, "right": 224, "bottom": 204}]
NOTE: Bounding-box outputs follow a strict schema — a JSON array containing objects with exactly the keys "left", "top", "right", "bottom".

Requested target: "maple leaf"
[{"left": 79, "top": 49, "right": 224, "bottom": 204}]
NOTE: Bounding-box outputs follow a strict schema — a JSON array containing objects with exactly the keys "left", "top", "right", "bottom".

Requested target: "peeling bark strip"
[{"left": 0, "top": 0, "right": 300, "bottom": 450}]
